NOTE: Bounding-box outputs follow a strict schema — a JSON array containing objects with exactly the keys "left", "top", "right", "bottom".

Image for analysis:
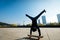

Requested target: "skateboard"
[{"left": 28, "top": 35, "right": 43, "bottom": 40}]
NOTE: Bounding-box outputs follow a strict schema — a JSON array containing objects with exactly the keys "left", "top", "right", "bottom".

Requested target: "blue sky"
[{"left": 0, "top": 0, "right": 60, "bottom": 25}]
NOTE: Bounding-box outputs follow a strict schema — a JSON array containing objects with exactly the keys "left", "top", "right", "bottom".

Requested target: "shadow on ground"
[{"left": 16, "top": 37, "right": 38, "bottom": 40}]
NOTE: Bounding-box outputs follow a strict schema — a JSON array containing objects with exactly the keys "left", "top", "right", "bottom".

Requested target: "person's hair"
[{"left": 32, "top": 27, "right": 37, "bottom": 32}]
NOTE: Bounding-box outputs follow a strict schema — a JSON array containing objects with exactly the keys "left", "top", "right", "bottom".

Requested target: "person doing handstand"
[{"left": 26, "top": 9, "right": 46, "bottom": 38}]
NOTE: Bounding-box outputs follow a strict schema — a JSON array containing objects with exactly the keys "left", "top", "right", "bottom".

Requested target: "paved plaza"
[{"left": 0, "top": 28, "right": 60, "bottom": 40}]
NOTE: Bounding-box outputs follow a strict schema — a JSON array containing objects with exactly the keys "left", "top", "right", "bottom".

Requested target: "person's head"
[{"left": 32, "top": 27, "right": 37, "bottom": 32}]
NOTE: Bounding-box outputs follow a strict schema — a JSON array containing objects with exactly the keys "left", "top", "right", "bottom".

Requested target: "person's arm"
[
  {"left": 26, "top": 14, "right": 33, "bottom": 20},
  {"left": 35, "top": 9, "right": 46, "bottom": 19}
]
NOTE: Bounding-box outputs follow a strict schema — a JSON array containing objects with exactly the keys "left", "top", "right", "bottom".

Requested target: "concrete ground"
[{"left": 0, "top": 28, "right": 60, "bottom": 40}]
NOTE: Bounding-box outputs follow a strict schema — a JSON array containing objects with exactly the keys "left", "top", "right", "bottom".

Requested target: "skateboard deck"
[
  {"left": 28, "top": 35, "right": 43, "bottom": 38},
  {"left": 28, "top": 35, "right": 43, "bottom": 40},
  {"left": 24, "top": 37, "right": 39, "bottom": 40}
]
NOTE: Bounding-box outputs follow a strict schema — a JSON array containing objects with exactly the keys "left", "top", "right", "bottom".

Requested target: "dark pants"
[{"left": 30, "top": 27, "right": 41, "bottom": 36}]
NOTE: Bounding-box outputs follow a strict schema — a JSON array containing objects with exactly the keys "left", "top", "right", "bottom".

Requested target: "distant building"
[
  {"left": 57, "top": 14, "right": 60, "bottom": 23},
  {"left": 42, "top": 16, "right": 46, "bottom": 24},
  {"left": 38, "top": 19, "right": 40, "bottom": 24}
]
